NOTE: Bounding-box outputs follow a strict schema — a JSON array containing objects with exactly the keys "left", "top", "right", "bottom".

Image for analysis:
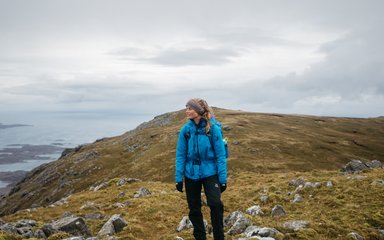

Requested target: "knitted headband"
[{"left": 186, "top": 99, "right": 206, "bottom": 115}]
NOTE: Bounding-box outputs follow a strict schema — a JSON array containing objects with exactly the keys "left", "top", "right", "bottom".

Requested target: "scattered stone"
[
  {"left": 63, "top": 237, "right": 85, "bottom": 240},
  {"left": 175, "top": 237, "right": 185, "bottom": 240},
  {"left": 379, "top": 229, "right": 384, "bottom": 237},
  {"left": 326, "top": 181, "right": 333, "bottom": 188},
  {"left": 41, "top": 223, "right": 57, "bottom": 237},
  {"left": 347, "top": 175, "right": 368, "bottom": 180},
  {"left": 34, "top": 229, "right": 46, "bottom": 239},
  {"left": 224, "top": 211, "right": 252, "bottom": 235},
  {"left": 51, "top": 216, "right": 91, "bottom": 237},
  {"left": 91, "top": 182, "right": 110, "bottom": 191},
  {"left": 347, "top": 232, "right": 364, "bottom": 240},
  {"left": 271, "top": 205, "right": 286, "bottom": 217},
  {"left": 341, "top": 160, "right": 369, "bottom": 173},
  {"left": 243, "top": 225, "right": 279, "bottom": 238},
  {"left": 84, "top": 212, "right": 107, "bottom": 220},
  {"left": 111, "top": 202, "right": 132, "bottom": 208},
  {"left": 371, "top": 180, "right": 384, "bottom": 185},
  {"left": 246, "top": 205, "right": 264, "bottom": 216},
  {"left": 292, "top": 194, "right": 303, "bottom": 203},
  {"left": 260, "top": 194, "right": 269, "bottom": 204},
  {"left": 304, "top": 182, "right": 321, "bottom": 188},
  {"left": 366, "top": 160, "right": 383, "bottom": 169},
  {"left": 98, "top": 214, "right": 127, "bottom": 237},
  {"left": 118, "top": 192, "right": 125, "bottom": 197},
  {"left": 283, "top": 220, "right": 310, "bottom": 231},
  {"left": 289, "top": 177, "right": 306, "bottom": 187},
  {"left": 116, "top": 177, "right": 140, "bottom": 186},
  {"left": 176, "top": 216, "right": 193, "bottom": 232},
  {"left": 80, "top": 202, "right": 99, "bottom": 210},
  {"left": 133, "top": 187, "right": 151, "bottom": 198},
  {"left": 0, "top": 223, "right": 18, "bottom": 234}
]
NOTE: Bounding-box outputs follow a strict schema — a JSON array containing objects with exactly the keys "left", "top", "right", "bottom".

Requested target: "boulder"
[
  {"left": 341, "top": 160, "right": 369, "bottom": 173},
  {"left": 271, "top": 205, "right": 286, "bottom": 217},
  {"left": 41, "top": 223, "right": 57, "bottom": 237},
  {"left": 34, "top": 229, "right": 47, "bottom": 239},
  {"left": 98, "top": 214, "right": 127, "bottom": 237},
  {"left": 224, "top": 211, "right": 252, "bottom": 235},
  {"left": 0, "top": 223, "right": 18, "bottom": 234},
  {"left": 326, "top": 181, "right": 333, "bottom": 188},
  {"left": 51, "top": 216, "right": 91, "bottom": 237},
  {"left": 283, "top": 220, "right": 310, "bottom": 231},
  {"left": 246, "top": 205, "right": 264, "bottom": 216}
]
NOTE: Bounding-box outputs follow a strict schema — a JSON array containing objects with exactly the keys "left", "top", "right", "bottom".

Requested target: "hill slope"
[{"left": 1, "top": 108, "right": 383, "bottom": 215}]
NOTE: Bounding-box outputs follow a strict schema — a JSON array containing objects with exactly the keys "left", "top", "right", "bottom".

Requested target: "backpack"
[
  {"left": 209, "top": 119, "right": 229, "bottom": 159},
  {"left": 183, "top": 119, "right": 229, "bottom": 159}
]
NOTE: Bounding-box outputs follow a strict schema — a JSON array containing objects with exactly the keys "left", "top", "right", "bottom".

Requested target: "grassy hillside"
[
  {"left": 1, "top": 169, "right": 383, "bottom": 239},
  {"left": 1, "top": 108, "right": 383, "bottom": 217}
]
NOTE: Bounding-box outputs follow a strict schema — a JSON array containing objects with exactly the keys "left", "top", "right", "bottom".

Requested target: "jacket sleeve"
[
  {"left": 212, "top": 125, "right": 227, "bottom": 184},
  {"left": 175, "top": 126, "right": 187, "bottom": 183}
]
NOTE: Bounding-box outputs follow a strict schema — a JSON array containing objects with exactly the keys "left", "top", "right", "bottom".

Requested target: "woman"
[{"left": 175, "top": 98, "right": 227, "bottom": 240}]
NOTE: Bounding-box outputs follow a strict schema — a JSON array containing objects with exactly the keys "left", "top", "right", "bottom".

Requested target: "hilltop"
[
  {"left": 1, "top": 108, "right": 383, "bottom": 216},
  {"left": 0, "top": 108, "right": 383, "bottom": 239}
]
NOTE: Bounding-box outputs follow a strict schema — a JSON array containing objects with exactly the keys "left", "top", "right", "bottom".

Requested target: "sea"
[{"left": 0, "top": 111, "right": 153, "bottom": 187}]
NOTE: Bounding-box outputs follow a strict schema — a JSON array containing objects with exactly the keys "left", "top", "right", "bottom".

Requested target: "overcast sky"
[{"left": 0, "top": 0, "right": 383, "bottom": 118}]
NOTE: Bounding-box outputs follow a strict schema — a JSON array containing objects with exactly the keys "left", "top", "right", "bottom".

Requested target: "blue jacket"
[{"left": 175, "top": 118, "right": 227, "bottom": 184}]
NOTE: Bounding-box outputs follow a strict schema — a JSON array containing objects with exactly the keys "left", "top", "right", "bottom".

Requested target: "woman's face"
[{"left": 186, "top": 106, "right": 200, "bottom": 120}]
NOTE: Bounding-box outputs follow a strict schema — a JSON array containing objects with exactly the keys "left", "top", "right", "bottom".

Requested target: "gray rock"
[
  {"left": 133, "top": 187, "right": 151, "bottom": 198},
  {"left": 271, "top": 205, "right": 286, "bottom": 217},
  {"left": 246, "top": 205, "right": 264, "bottom": 216},
  {"left": 175, "top": 237, "right": 185, "bottom": 240},
  {"left": 224, "top": 211, "right": 252, "bottom": 235},
  {"left": 326, "top": 180, "right": 333, "bottom": 188},
  {"left": 91, "top": 182, "right": 110, "bottom": 191},
  {"left": 304, "top": 182, "right": 321, "bottom": 188},
  {"left": 34, "top": 229, "right": 47, "bottom": 239},
  {"left": 0, "top": 219, "right": 5, "bottom": 226},
  {"left": 283, "top": 220, "right": 310, "bottom": 231},
  {"left": 342, "top": 160, "right": 369, "bottom": 173},
  {"left": 260, "top": 194, "right": 269, "bottom": 204},
  {"left": 41, "top": 223, "right": 57, "bottom": 237},
  {"left": 379, "top": 229, "right": 384, "bottom": 237},
  {"left": 98, "top": 214, "right": 127, "bottom": 237},
  {"left": 116, "top": 177, "right": 139, "bottom": 186},
  {"left": 80, "top": 202, "right": 99, "bottom": 210},
  {"left": 347, "top": 232, "right": 364, "bottom": 240},
  {"left": 243, "top": 225, "right": 279, "bottom": 238},
  {"left": 289, "top": 177, "right": 306, "bottom": 187},
  {"left": 51, "top": 216, "right": 91, "bottom": 237},
  {"left": 15, "top": 219, "right": 37, "bottom": 228},
  {"left": 176, "top": 216, "right": 193, "bottom": 232},
  {"left": 0, "top": 223, "right": 18, "bottom": 234},
  {"left": 17, "top": 226, "right": 34, "bottom": 238},
  {"left": 84, "top": 212, "right": 107, "bottom": 220},
  {"left": 371, "top": 180, "right": 384, "bottom": 185},
  {"left": 366, "top": 160, "right": 383, "bottom": 168},
  {"left": 63, "top": 237, "right": 85, "bottom": 240},
  {"left": 292, "top": 194, "right": 303, "bottom": 203}
]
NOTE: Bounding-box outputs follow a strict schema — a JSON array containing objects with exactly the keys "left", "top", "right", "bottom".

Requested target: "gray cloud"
[{"left": 109, "top": 47, "right": 242, "bottom": 66}]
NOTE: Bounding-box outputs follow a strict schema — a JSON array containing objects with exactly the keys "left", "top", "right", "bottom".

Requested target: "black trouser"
[{"left": 185, "top": 175, "right": 224, "bottom": 240}]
